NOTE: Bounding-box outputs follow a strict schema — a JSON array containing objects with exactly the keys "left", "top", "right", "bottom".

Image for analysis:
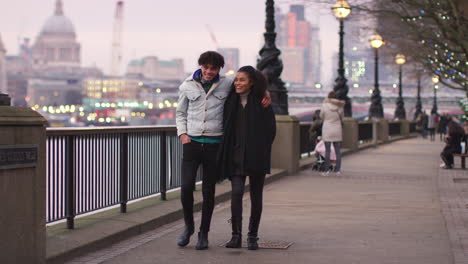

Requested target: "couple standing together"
[{"left": 175, "top": 51, "right": 276, "bottom": 250}]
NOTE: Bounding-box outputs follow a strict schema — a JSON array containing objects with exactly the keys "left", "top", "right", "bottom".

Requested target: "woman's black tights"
[{"left": 230, "top": 174, "right": 266, "bottom": 237}]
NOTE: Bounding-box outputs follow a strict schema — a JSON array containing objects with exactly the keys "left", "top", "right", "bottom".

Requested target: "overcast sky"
[{"left": 0, "top": 0, "right": 339, "bottom": 84}]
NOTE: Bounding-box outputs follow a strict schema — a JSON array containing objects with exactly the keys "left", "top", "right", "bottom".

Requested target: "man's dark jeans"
[{"left": 181, "top": 141, "right": 219, "bottom": 233}]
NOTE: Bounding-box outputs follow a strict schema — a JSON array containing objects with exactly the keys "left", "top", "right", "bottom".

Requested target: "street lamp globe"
[
  {"left": 332, "top": 0, "right": 351, "bottom": 19},
  {"left": 432, "top": 75, "right": 440, "bottom": 84},
  {"left": 395, "top": 53, "right": 406, "bottom": 65},
  {"left": 369, "top": 34, "right": 384, "bottom": 49}
]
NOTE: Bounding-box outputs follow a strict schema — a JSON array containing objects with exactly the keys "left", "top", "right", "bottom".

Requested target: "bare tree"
[
  {"left": 311, "top": 0, "right": 467, "bottom": 93},
  {"left": 358, "top": 0, "right": 467, "bottom": 93}
]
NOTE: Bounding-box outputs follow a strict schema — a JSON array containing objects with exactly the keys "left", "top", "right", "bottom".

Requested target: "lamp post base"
[
  {"left": 394, "top": 97, "right": 406, "bottom": 120},
  {"left": 414, "top": 99, "right": 422, "bottom": 120},
  {"left": 333, "top": 76, "right": 351, "bottom": 117},
  {"left": 269, "top": 85, "right": 289, "bottom": 115}
]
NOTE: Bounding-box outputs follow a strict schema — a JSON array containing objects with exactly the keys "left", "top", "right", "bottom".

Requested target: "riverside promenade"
[{"left": 62, "top": 137, "right": 467, "bottom": 264}]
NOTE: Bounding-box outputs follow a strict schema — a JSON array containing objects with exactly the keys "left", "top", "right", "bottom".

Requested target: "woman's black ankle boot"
[
  {"left": 247, "top": 236, "right": 259, "bottom": 250},
  {"left": 226, "top": 234, "right": 242, "bottom": 248},
  {"left": 226, "top": 218, "right": 242, "bottom": 248}
]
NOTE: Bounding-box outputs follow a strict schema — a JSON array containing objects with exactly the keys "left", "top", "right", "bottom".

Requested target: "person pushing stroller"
[{"left": 309, "top": 109, "right": 336, "bottom": 172}]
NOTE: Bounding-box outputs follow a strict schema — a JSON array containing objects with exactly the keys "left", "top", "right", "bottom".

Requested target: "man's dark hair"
[
  {"left": 328, "top": 91, "right": 337, "bottom": 99},
  {"left": 198, "top": 51, "right": 225, "bottom": 69}
]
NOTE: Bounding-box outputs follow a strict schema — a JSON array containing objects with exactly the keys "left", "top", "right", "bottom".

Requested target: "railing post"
[
  {"left": 271, "top": 115, "right": 300, "bottom": 174},
  {"left": 120, "top": 133, "right": 128, "bottom": 213},
  {"left": 372, "top": 119, "right": 378, "bottom": 145},
  {"left": 342, "top": 117, "right": 358, "bottom": 151},
  {"left": 400, "top": 119, "right": 410, "bottom": 136},
  {"left": 160, "top": 131, "right": 167, "bottom": 201},
  {"left": 65, "top": 136, "right": 75, "bottom": 229},
  {"left": 379, "top": 119, "right": 389, "bottom": 142}
]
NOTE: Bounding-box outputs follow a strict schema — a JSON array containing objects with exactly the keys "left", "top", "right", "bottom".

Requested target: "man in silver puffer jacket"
[{"left": 176, "top": 51, "right": 229, "bottom": 250}]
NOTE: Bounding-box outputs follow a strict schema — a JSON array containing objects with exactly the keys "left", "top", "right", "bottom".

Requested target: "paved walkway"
[{"left": 67, "top": 138, "right": 467, "bottom": 264}]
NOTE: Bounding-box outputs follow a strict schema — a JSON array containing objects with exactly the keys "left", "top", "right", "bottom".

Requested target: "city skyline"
[{"left": 0, "top": 0, "right": 339, "bottom": 84}]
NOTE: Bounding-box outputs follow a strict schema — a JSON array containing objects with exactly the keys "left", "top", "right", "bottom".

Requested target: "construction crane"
[
  {"left": 110, "top": 1, "right": 124, "bottom": 76},
  {"left": 205, "top": 24, "right": 219, "bottom": 50}
]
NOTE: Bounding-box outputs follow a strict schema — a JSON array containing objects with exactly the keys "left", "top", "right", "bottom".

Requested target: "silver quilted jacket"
[{"left": 176, "top": 72, "right": 233, "bottom": 137}]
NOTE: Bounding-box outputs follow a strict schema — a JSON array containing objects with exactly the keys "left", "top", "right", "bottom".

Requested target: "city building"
[
  {"left": 31, "top": 0, "right": 81, "bottom": 73},
  {"left": 6, "top": 37, "right": 34, "bottom": 76},
  {"left": 6, "top": 75, "right": 28, "bottom": 106},
  {"left": 308, "top": 24, "right": 321, "bottom": 86},
  {"left": 82, "top": 77, "right": 180, "bottom": 125},
  {"left": 5, "top": 0, "right": 103, "bottom": 107},
  {"left": 341, "top": 16, "right": 374, "bottom": 92},
  {"left": 344, "top": 47, "right": 371, "bottom": 84},
  {"left": 275, "top": 7, "right": 288, "bottom": 48},
  {"left": 340, "top": 15, "right": 399, "bottom": 94},
  {"left": 27, "top": 74, "right": 83, "bottom": 106},
  {"left": 276, "top": 4, "right": 321, "bottom": 87},
  {"left": 281, "top": 47, "right": 307, "bottom": 84},
  {"left": 0, "top": 33, "right": 6, "bottom": 94},
  {"left": 217, "top": 48, "right": 239, "bottom": 76},
  {"left": 126, "top": 56, "right": 185, "bottom": 81}
]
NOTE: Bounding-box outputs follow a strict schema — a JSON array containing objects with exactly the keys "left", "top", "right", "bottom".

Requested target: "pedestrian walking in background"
[
  {"left": 218, "top": 66, "right": 276, "bottom": 250},
  {"left": 428, "top": 112, "right": 437, "bottom": 141},
  {"left": 440, "top": 122, "right": 465, "bottom": 169},
  {"left": 320, "top": 91, "right": 344, "bottom": 176},
  {"left": 417, "top": 111, "right": 429, "bottom": 138},
  {"left": 438, "top": 113, "right": 449, "bottom": 141}
]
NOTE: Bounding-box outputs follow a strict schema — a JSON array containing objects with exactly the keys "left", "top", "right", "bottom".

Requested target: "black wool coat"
[
  {"left": 217, "top": 90, "right": 276, "bottom": 181},
  {"left": 443, "top": 130, "right": 464, "bottom": 154}
]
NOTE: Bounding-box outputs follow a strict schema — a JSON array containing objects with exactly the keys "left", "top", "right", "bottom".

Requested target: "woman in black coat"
[
  {"left": 218, "top": 66, "right": 276, "bottom": 250},
  {"left": 440, "top": 121, "right": 465, "bottom": 169}
]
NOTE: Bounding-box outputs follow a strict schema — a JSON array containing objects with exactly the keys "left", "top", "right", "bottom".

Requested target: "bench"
[{"left": 453, "top": 153, "right": 468, "bottom": 169}]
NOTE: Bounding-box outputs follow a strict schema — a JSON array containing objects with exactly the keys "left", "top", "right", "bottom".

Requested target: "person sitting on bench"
[{"left": 440, "top": 121, "right": 465, "bottom": 169}]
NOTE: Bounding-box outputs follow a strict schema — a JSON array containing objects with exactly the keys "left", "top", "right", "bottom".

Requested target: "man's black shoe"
[
  {"left": 177, "top": 226, "right": 194, "bottom": 247},
  {"left": 195, "top": 232, "right": 209, "bottom": 250}
]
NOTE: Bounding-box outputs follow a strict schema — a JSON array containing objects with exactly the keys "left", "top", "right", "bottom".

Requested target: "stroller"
[{"left": 311, "top": 139, "right": 335, "bottom": 172}]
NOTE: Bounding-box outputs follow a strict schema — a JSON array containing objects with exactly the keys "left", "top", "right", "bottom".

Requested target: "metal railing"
[
  {"left": 409, "top": 122, "right": 417, "bottom": 133},
  {"left": 46, "top": 126, "right": 199, "bottom": 228},
  {"left": 358, "top": 122, "right": 373, "bottom": 143},
  {"left": 49, "top": 120, "right": 419, "bottom": 228},
  {"left": 388, "top": 121, "right": 402, "bottom": 137}
]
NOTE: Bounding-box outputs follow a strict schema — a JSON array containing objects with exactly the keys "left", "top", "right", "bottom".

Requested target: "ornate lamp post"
[
  {"left": 413, "top": 74, "right": 422, "bottom": 120},
  {"left": 368, "top": 33, "right": 384, "bottom": 118},
  {"left": 431, "top": 75, "right": 439, "bottom": 114},
  {"left": 257, "top": 0, "right": 288, "bottom": 115},
  {"left": 394, "top": 53, "right": 406, "bottom": 119},
  {"left": 331, "top": 0, "right": 352, "bottom": 117}
]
